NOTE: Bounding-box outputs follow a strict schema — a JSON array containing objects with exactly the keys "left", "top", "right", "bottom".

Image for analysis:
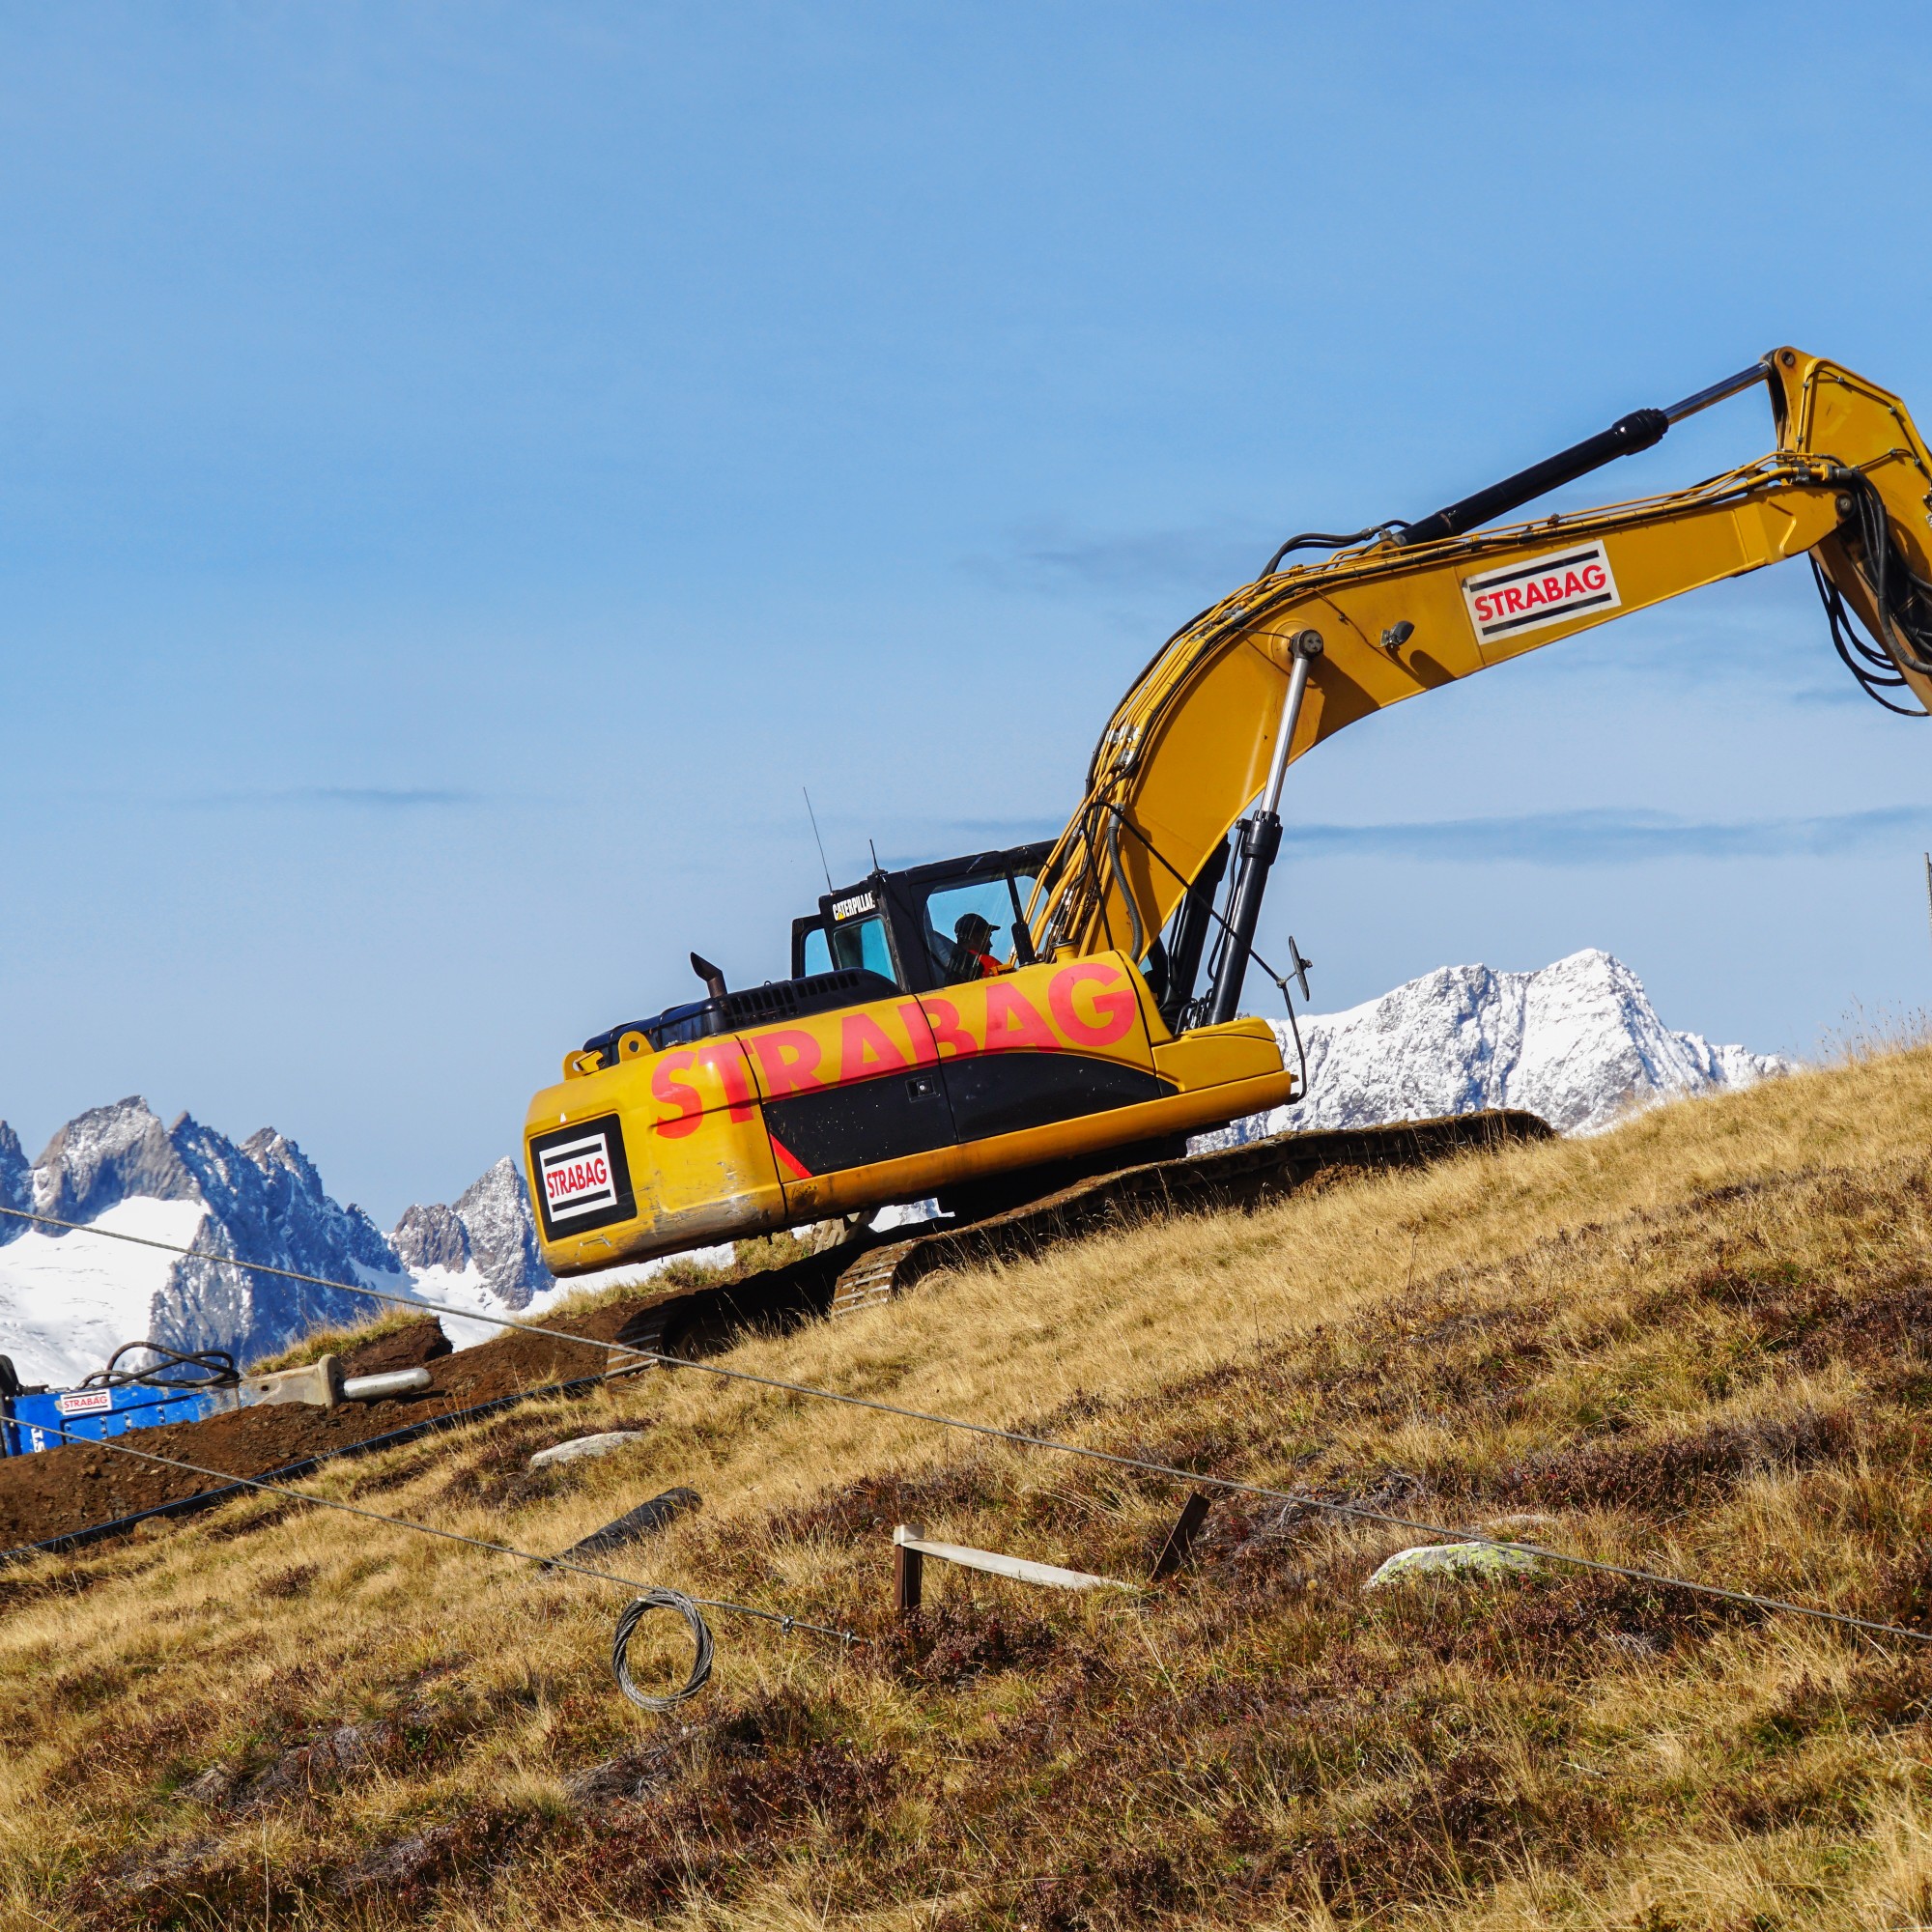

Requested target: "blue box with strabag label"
[{"left": 0, "top": 1368, "right": 231, "bottom": 1458}]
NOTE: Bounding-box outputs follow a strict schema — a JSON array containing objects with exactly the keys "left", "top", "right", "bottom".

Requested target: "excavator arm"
[{"left": 1028, "top": 347, "right": 1932, "bottom": 1021}]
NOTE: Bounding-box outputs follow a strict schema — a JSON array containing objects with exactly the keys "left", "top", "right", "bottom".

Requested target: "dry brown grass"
[{"left": 7, "top": 1049, "right": 1932, "bottom": 1927}]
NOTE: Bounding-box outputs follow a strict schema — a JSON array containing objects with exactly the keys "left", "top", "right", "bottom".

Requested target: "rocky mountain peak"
[
  {"left": 391, "top": 1202, "right": 470, "bottom": 1274},
  {"left": 388, "top": 1158, "right": 553, "bottom": 1311},
  {"left": 0, "top": 1122, "right": 29, "bottom": 1223},
  {"left": 452, "top": 1158, "right": 551, "bottom": 1308},
  {"left": 31, "top": 1097, "right": 199, "bottom": 1223}
]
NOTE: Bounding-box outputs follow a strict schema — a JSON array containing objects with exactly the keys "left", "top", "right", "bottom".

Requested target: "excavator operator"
[{"left": 950, "top": 913, "right": 1009, "bottom": 981}]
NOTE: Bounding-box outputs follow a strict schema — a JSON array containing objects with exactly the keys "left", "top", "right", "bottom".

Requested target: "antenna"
[
  {"left": 869, "top": 838, "right": 881, "bottom": 873},
  {"left": 804, "top": 788, "right": 834, "bottom": 895}
]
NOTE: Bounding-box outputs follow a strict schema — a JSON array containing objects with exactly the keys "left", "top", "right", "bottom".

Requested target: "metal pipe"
[
  {"left": 1662, "top": 359, "right": 1772, "bottom": 425},
  {"left": 1259, "top": 631, "right": 1322, "bottom": 816},
  {"left": 342, "top": 1367, "right": 433, "bottom": 1403}
]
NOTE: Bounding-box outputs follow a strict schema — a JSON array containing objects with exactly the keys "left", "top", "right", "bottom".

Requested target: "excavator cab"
[{"left": 791, "top": 841, "right": 1052, "bottom": 992}]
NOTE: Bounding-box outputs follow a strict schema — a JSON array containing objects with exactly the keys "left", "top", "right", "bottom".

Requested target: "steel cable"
[
  {"left": 4, "top": 1203, "right": 1928, "bottom": 1649},
  {"left": 611, "top": 1589, "right": 715, "bottom": 1710}
]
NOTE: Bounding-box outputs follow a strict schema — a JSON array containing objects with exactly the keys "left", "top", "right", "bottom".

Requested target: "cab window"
[
  {"left": 923, "top": 874, "right": 1037, "bottom": 984},
  {"left": 803, "top": 913, "right": 896, "bottom": 982}
]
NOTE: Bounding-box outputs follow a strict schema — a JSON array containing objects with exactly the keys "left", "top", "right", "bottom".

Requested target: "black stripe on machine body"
[
  {"left": 942, "top": 1051, "right": 1169, "bottom": 1142},
  {"left": 763, "top": 1068, "right": 955, "bottom": 1174},
  {"left": 1463, "top": 547, "right": 1604, "bottom": 593},
  {"left": 761, "top": 1053, "right": 1172, "bottom": 1174}
]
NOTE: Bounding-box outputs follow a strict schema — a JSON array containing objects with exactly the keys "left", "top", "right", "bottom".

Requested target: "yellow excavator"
[{"left": 524, "top": 347, "right": 1932, "bottom": 1286}]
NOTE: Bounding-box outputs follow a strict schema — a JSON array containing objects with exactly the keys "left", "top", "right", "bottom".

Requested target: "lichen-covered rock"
[{"left": 1364, "top": 1542, "right": 1540, "bottom": 1588}]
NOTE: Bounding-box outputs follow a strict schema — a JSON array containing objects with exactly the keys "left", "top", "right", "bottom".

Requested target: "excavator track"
[
  {"left": 830, "top": 1241, "right": 920, "bottom": 1319},
  {"left": 611, "top": 1109, "right": 1550, "bottom": 1368}
]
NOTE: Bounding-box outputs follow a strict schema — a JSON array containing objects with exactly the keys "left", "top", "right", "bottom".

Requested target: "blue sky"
[{"left": 4, "top": 4, "right": 1931, "bottom": 1222}]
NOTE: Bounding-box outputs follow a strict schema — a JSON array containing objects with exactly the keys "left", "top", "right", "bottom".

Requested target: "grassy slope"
[{"left": 7, "top": 1051, "right": 1932, "bottom": 1928}]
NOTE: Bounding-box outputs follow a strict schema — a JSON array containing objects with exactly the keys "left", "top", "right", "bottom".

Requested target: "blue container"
[{"left": 1, "top": 1380, "right": 229, "bottom": 1458}]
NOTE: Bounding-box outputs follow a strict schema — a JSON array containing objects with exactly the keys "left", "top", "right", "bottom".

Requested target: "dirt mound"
[
  {"left": 340, "top": 1319, "right": 451, "bottom": 1377},
  {"left": 0, "top": 1295, "right": 650, "bottom": 1553}
]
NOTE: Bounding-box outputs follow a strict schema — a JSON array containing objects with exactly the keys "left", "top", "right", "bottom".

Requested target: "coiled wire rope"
[{"left": 612, "top": 1589, "right": 715, "bottom": 1710}]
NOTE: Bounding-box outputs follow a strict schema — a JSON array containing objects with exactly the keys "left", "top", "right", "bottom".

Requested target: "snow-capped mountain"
[
  {"left": 392, "top": 1159, "right": 551, "bottom": 1310},
  {"left": 0, "top": 951, "right": 1785, "bottom": 1387},
  {"left": 0, "top": 1099, "right": 410, "bottom": 1386},
  {"left": 1202, "top": 948, "right": 1789, "bottom": 1146},
  {"left": 392, "top": 1157, "right": 613, "bottom": 1349}
]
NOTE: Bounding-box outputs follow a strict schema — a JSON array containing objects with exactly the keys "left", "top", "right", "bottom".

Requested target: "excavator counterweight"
[{"left": 526, "top": 347, "right": 1932, "bottom": 1286}]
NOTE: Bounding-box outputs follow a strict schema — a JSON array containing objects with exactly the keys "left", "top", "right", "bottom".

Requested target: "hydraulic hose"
[
  {"left": 1815, "top": 469, "right": 1932, "bottom": 714},
  {"left": 80, "top": 1342, "right": 240, "bottom": 1392}
]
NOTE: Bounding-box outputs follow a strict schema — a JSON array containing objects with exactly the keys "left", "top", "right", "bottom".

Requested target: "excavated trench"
[{"left": 0, "top": 1303, "right": 640, "bottom": 1552}]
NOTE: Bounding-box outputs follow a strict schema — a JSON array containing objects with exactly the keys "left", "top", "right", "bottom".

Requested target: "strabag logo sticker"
[
  {"left": 539, "top": 1131, "right": 620, "bottom": 1223},
  {"left": 56, "top": 1388, "right": 113, "bottom": 1417},
  {"left": 1462, "top": 542, "right": 1621, "bottom": 646},
  {"left": 528, "top": 1114, "right": 637, "bottom": 1243}
]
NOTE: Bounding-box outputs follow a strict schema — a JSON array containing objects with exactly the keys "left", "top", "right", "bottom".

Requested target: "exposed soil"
[
  {"left": 0, "top": 1303, "right": 651, "bottom": 1553},
  {"left": 339, "top": 1321, "right": 452, "bottom": 1377}
]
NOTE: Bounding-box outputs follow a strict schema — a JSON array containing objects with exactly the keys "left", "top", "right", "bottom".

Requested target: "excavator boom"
[{"left": 1031, "top": 348, "right": 1932, "bottom": 1019}]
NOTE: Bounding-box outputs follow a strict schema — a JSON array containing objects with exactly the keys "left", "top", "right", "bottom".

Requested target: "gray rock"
[{"left": 528, "top": 1431, "right": 648, "bottom": 1472}]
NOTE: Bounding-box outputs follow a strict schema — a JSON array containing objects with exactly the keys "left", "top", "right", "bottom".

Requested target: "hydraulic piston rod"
[
  {"left": 1205, "top": 629, "right": 1322, "bottom": 1026},
  {"left": 1396, "top": 359, "right": 1771, "bottom": 549}
]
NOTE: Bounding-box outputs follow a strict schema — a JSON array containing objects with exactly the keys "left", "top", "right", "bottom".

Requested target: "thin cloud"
[
  {"left": 180, "top": 785, "right": 487, "bottom": 810},
  {"left": 964, "top": 521, "right": 1273, "bottom": 596},
  {"left": 1285, "top": 806, "right": 1932, "bottom": 865}
]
